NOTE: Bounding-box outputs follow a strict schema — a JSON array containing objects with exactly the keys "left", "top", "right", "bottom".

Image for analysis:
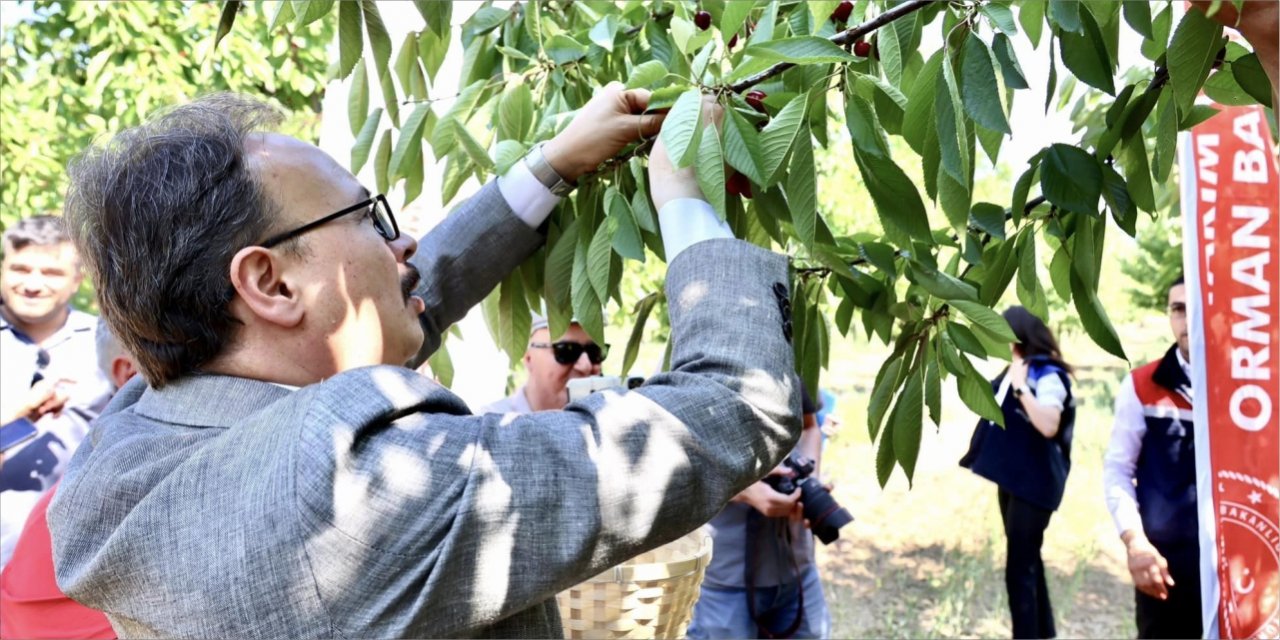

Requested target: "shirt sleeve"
[
  {"left": 496, "top": 158, "right": 561, "bottom": 229},
  {"left": 1103, "top": 374, "right": 1147, "bottom": 538},
  {"left": 657, "top": 198, "right": 734, "bottom": 261},
  {"left": 1032, "top": 373, "right": 1068, "bottom": 411}
]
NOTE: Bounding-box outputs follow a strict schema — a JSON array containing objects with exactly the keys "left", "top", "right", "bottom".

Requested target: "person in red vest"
[
  {"left": 0, "top": 318, "right": 135, "bottom": 639},
  {"left": 1103, "top": 276, "right": 1199, "bottom": 639}
]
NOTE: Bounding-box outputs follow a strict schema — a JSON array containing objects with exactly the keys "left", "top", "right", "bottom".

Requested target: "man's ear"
[{"left": 229, "top": 246, "right": 304, "bottom": 328}]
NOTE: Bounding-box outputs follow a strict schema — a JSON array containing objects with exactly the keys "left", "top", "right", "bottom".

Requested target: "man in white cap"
[{"left": 484, "top": 316, "right": 605, "bottom": 413}]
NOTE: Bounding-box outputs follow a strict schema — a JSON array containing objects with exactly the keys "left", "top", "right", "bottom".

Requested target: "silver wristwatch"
[{"left": 524, "top": 142, "right": 575, "bottom": 197}]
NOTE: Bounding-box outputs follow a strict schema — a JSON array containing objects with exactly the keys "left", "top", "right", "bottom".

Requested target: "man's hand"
[
  {"left": 648, "top": 96, "right": 724, "bottom": 210},
  {"left": 1124, "top": 531, "right": 1175, "bottom": 599},
  {"left": 540, "top": 82, "right": 666, "bottom": 183},
  {"left": 2, "top": 378, "right": 72, "bottom": 425},
  {"left": 734, "top": 480, "right": 802, "bottom": 518}
]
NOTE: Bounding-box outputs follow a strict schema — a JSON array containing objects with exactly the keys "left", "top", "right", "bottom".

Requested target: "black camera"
[{"left": 761, "top": 454, "right": 853, "bottom": 545}]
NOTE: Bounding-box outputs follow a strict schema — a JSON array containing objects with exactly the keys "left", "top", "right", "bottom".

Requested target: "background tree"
[{"left": 228, "top": 0, "right": 1270, "bottom": 485}]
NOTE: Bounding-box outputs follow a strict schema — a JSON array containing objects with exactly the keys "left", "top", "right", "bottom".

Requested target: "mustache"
[{"left": 400, "top": 265, "right": 421, "bottom": 302}]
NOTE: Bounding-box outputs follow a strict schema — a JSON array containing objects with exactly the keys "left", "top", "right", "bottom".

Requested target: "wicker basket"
[{"left": 557, "top": 529, "right": 713, "bottom": 639}]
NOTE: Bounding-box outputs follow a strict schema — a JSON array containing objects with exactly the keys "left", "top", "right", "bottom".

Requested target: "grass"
[{"left": 809, "top": 318, "right": 1174, "bottom": 638}]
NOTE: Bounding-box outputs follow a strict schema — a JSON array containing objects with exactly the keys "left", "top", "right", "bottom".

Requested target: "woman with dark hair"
[{"left": 960, "top": 306, "right": 1076, "bottom": 639}]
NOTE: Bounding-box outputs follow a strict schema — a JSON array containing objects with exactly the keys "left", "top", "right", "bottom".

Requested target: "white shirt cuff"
[
  {"left": 657, "top": 198, "right": 734, "bottom": 261},
  {"left": 497, "top": 158, "right": 561, "bottom": 229}
]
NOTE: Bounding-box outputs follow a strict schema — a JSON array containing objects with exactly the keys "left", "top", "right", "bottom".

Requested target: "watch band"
[
  {"left": 524, "top": 142, "right": 575, "bottom": 197},
  {"left": 1013, "top": 385, "right": 1028, "bottom": 398}
]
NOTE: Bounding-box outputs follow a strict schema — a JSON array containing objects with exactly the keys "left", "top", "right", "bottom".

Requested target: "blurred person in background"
[
  {"left": 484, "top": 316, "right": 606, "bottom": 413},
  {"left": 0, "top": 317, "right": 135, "bottom": 640},
  {"left": 0, "top": 215, "right": 112, "bottom": 569},
  {"left": 961, "top": 306, "right": 1076, "bottom": 639}
]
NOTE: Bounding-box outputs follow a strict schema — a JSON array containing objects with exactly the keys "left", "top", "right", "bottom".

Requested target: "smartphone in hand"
[{"left": 0, "top": 418, "right": 39, "bottom": 454}]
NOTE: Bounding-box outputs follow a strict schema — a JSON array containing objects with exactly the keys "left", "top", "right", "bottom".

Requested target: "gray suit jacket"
[{"left": 49, "top": 181, "right": 800, "bottom": 638}]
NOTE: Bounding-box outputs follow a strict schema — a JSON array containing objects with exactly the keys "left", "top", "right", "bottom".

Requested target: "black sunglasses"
[
  {"left": 530, "top": 340, "right": 610, "bottom": 365},
  {"left": 258, "top": 194, "right": 399, "bottom": 248}
]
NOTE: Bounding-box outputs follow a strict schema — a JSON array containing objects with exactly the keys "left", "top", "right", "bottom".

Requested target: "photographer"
[
  {"left": 687, "top": 386, "right": 838, "bottom": 640},
  {"left": 48, "top": 89, "right": 803, "bottom": 639}
]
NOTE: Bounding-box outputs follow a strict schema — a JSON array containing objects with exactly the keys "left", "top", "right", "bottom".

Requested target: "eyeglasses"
[
  {"left": 258, "top": 194, "right": 399, "bottom": 248},
  {"left": 530, "top": 340, "right": 610, "bottom": 365}
]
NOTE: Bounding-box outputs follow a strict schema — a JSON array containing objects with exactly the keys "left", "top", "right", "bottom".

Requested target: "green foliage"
[{"left": 210, "top": 0, "right": 1267, "bottom": 486}]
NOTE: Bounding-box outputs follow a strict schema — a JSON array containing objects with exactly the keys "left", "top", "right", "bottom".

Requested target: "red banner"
[{"left": 1182, "top": 104, "right": 1280, "bottom": 639}]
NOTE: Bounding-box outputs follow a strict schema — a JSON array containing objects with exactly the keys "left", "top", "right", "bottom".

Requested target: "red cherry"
[
  {"left": 726, "top": 173, "right": 753, "bottom": 198},
  {"left": 694, "top": 11, "right": 712, "bottom": 31},
  {"left": 831, "top": 1, "right": 854, "bottom": 24},
  {"left": 853, "top": 41, "right": 872, "bottom": 58},
  {"left": 728, "top": 33, "right": 738, "bottom": 49},
  {"left": 745, "top": 90, "right": 767, "bottom": 113}
]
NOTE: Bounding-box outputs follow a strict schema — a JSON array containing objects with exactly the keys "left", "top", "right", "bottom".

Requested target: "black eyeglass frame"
[
  {"left": 258, "top": 194, "right": 399, "bottom": 248},
  {"left": 529, "top": 340, "right": 610, "bottom": 365}
]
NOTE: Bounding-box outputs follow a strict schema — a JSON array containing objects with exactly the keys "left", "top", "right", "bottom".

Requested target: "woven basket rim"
[{"left": 577, "top": 531, "right": 713, "bottom": 584}]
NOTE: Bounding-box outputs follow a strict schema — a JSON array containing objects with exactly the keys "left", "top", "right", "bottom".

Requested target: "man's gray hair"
[
  {"left": 64, "top": 93, "right": 284, "bottom": 388},
  {"left": 95, "top": 316, "right": 127, "bottom": 390},
  {"left": 2, "top": 214, "right": 74, "bottom": 256}
]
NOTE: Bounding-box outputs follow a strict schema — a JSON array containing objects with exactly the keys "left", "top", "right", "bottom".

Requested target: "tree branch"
[
  {"left": 623, "top": 9, "right": 673, "bottom": 37},
  {"left": 726, "top": 0, "right": 940, "bottom": 94}
]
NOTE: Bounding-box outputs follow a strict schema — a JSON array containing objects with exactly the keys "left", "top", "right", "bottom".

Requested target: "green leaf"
[
  {"left": 429, "top": 79, "right": 485, "bottom": 158},
  {"left": 377, "top": 66, "right": 399, "bottom": 128},
  {"left": 1040, "top": 144, "right": 1101, "bottom": 215},
  {"left": 1167, "top": 9, "right": 1224, "bottom": 115},
  {"left": 879, "top": 11, "right": 904, "bottom": 87},
  {"left": 892, "top": 369, "right": 924, "bottom": 484},
  {"left": 1101, "top": 163, "right": 1137, "bottom": 238},
  {"left": 497, "top": 272, "right": 531, "bottom": 365},
  {"left": 1204, "top": 67, "right": 1256, "bottom": 106},
  {"left": 626, "top": 60, "right": 669, "bottom": 90},
  {"left": 875, "top": 411, "right": 896, "bottom": 488},
  {"left": 498, "top": 84, "right": 534, "bottom": 141},
  {"left": 696, "top": 125, "right": 727, "bottom": 220},
  {"left": 293, "top": 0, "right": 334, "bottom": 28},
  {"left": 1070, "top": 268, "right": 1127, "bottom": 361},
  {"left": 1049, "top": 0, "right": 1081, "bottom": 33},
  {"left": 723, "top": 109, "right": 766, "bottom": 185},
  {"left": 992, "top": 33, "right": 1029, "bottom": 90},
  {"left": 786, "top": 136, "right": 818, "bottom": 247},
  {"left": 1122, "top": 0, "right": 1153, "bottom": 39},
  {"left": 361, "top": 0, "right": 392, "bottom": 75},
  {"left": 390, "top": 103, "right": 431, "bottom": 179},
  {"left": 492, "top": 140, "right": 526, "bottom": 175},
  {"left": 588, "top": 15, "right": 618, "bottom": 52},
  {"left": 903, "top": 50, "right": 944, "bottom": 154},
  {"left": 661, "top": 89, "right": 704, "bottom": 170},
  {"left": 721, "top": 0, "right": 755, "bottom": 39},
  {"left": 950, "top": 300, "right": 1017, "bottom": 342},
  {"left": 1049, "top": 246, "right": 1072, "bottom": 301},
  {"left": 957, "top": 364, "right": 1003, "bottom": 425},
  {"left": 868, "top": 354, "right": 905, "bottom": 440},
  {"left": 1120, "top": 134, "right": 1156, "bottom": 214},
  {"left": 853, "top": 149, "right": 932, "bottom": 241},
  {"left": 1059, "top": 7, "right": 1115, "bottom": 95},
  {"left": 373, "top": 129, "right": 392, "bottom": 195},
  {"left": 414, "top": 0, "right": 451, "bottom": 39},
  {"left": 981, "top": 4, "right": 1018, "bottom": 34},
  {"left": 214, "top": 1, "right": 240, "bottom": 50},
  {"left": 846, "top": 91, "right": 890, "bottom": 158},
  {"left": 744, "top": 36, "right": 857, "bottom": 64},
  {"left": 759, "top": 93, "right": 808, "bottom": 184},
  {"left": 1016, "top": 231, "right": 1049, "bottom": 321},
  {"left": 394, "top": 33, "right": 421, "bottom": 101},
  {"left": 1019, "top": 0, "right": 1045, "bottom": 47},
  {"left": 1153, "top": 91, "right": 1178, "bottom": 183},
  {"left": 606, "top": 187, "right": 645, "bottom": 261},
  {"left": 621, "top": 293, "right": 659, "bottom": 377},
  {"left": 909, "top": 262, "right": 979, "bottom": 302},
  {"left": 970, "top": 202, "right": 1006, "bottom": 239},
  {"left": 1233, "top": 53, "right": 1274, "bottom": 108},
  {"left": 544, "top": 219, "right": 579, "bottom": 318},
  {"left": 947, "top": 322, "right": 988, "bottom": 359},
  {"left": 348, "top": 59, "right": 370, "bottom": 137},
  {"left": 961, "top": 33, "right": 1011, "bottom": 135},
  {"left": 586, "top": 218, "right": 614, "bottom": 301},
  {"left": 1142, "top": 5, "right": 1173, "bottom": 61},
  {"left": 350, "top": 107, "right": 382, "bottom": 173},
  {"left": 337, "top": 0, "right": 363, "bottom": 80},
  {"left": 937, "top": 54, "right": 969, "bottom": 186},
  {"left": 925, "top": 357, "right": 942, "bottom": 426},
  {"left": 629, "top": 158, "right": 659, "bottom": 233},
  {"left": 418, "top": 21, "right": 451, "bottom": 83},
  {"left": 1044, "top": 36, "right": 1058, "bottom": 113},
  {"left": 547, "top": 34, "right": 589, "bottom": 65}
]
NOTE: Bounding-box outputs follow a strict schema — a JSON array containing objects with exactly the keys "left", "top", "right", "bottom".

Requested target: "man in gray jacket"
[{"left": 49, "top": 89, "right": 802, "bottom": 638}]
